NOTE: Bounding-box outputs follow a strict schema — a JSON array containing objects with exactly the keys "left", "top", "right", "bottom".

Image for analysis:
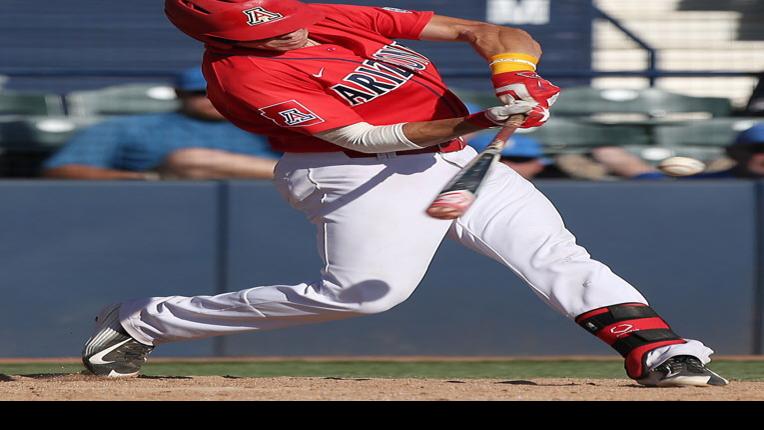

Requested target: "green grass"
[{"left": 1, "top": 360, "right": 763, "bottom": 381}]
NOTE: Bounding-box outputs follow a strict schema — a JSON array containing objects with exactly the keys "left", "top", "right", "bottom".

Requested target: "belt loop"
[{"left": 377, "top": 152, "right": 396, "bottom": 160}]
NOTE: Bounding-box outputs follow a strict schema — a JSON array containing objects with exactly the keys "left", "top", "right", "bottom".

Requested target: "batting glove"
[
  {"left": 492, "top": 71, "right": 559, "bottom": 128},
  {"left": 484, "top": 100, "right": 538, "bottom": 126},
  {"left": 487, "top": 52, "right": 560, "bottom": 128}
]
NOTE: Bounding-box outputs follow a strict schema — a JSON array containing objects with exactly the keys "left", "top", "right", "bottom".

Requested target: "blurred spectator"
[
  {"left": 592, "top": 124, "right": 764, "bottom": 179},
  {"left": 553, "top": 152, "right": 610, "bottom": 180},
  {"left": 721, "top": 123, "right": 764, "bottom": 177},
  {"left": 467, "top": 130, "right": 571, "bottom": 180},
  {"left": 745, "top": 72, "right": 764, "bottom": 116},
  {"left": 43, "top": 67, "right": 281, "bottom": 180},
  {"left": 589, "top": 146, "right": 662, "bottom": 179}
]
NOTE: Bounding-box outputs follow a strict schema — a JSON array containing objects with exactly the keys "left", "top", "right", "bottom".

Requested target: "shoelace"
[
  {"left": 683, "top": 357, "right": 706, "bottom": 374},
  {"left": 121, "top": 341, "right": 154, "bottom": 361},
  {"left": 662, "top": 356, "right": 705, "bottom": 375}
]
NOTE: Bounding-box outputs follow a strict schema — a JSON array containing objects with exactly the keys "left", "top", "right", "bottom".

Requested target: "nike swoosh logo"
[
  {"left": 88, "top": 338, "right": 131, "bottom": 365},
  {"left": 312, "top": 68, "right": 325, "bottom": 78}
]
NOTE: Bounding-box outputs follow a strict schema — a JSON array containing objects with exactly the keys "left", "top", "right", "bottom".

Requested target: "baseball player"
[{"left": 82, "top": 0, "right": 727, "bottom": 387}]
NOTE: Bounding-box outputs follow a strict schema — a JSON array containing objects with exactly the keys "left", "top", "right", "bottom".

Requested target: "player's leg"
[
  {"left": 84, "top": 151, "right": 457, "bottom": 375},
  {"left": 442, "top": 148, "right": 726, "bottom": 386}
]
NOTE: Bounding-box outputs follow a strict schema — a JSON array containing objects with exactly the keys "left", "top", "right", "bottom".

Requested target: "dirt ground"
[{"left": 2, "top": 373, "right": 762, "bottom": 400}]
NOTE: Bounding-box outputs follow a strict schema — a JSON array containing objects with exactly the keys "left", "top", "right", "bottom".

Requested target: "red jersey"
[{"left": 203, "top": 4, "right": 469, "bottom": 153}]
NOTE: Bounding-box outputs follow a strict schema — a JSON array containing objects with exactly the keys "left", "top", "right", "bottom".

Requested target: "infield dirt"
[{"left": 2, "top": 373, "right": 763, "bottom": 400}]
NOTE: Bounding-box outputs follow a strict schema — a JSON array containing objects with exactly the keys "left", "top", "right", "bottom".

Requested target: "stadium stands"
[
  {"left": 0, "top": 1, "right": 761, "bottom": 177},
  {"left": 594, "top": 0, "right": 763, "bottom": 106},
  {"left": 65, "top": 83, "right": 180, "bottom": 117},
  {"left": 0, "top": 91, "right": 65, "bottom": 116},
  {"left": 0, "top": 83, "right": 180, "bottom": 176},
  {"left": 551, "top": 87, "right": 732, "bottom": 119},
  {"left": 0, "top": 83, "right": 750, "bottom": 176},
  {"left": 455, "top": 85, "right": 745, "bottom": 163},
  {"left": 0, "top": 116, "right": 103, "bottom": 149},
  {"left": 517, "top": 117, "right": 650, "bottom": 154},
  {"left": 654, "top": 118, "right": 764, "bottom": 148},
  {"left": 0, "top": 116, "right": 104, "bottom": 176}
]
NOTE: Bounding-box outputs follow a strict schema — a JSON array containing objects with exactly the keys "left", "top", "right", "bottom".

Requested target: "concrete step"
[
  {"left": 593, "top": 21, "right": 763, "bottom": 49},
  {"left": 592, "top": 0, "right": 761, "bottom": 108},
  {"left": 595, "top": 0, "right": 683, "bottom": 14},
  {"left": 593, "top": 48, "right": 764, "bottom": 71},
  {"left": 594, "top": 17, "right": 741, "bottom": 47},
  {"left": 598, "top": 9, "right": 739, "bottom": 21}
]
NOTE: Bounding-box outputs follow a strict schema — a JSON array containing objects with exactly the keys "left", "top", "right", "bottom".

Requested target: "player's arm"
[
  {"left": 224, "top": 55, "right": 532, "bottom": 154},
  {"left": 317, "top": 101, "right": 535, "bottom": 150},
  {"left": 419, "top": 15, "right": 560, "bottom": 128},
  {"left": 419, "top": 15, "right": 541, "bottom": 60}
]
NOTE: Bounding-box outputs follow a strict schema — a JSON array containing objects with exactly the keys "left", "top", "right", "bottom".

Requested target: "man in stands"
[{"left": 43, "top": 67, "right": 281, "bottom": 180}]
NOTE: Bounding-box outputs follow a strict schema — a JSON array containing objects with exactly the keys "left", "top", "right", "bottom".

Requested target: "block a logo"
[
  {"left": 259, "top": 100, "right": 325, "bottom": 127},
  {"left": 279, "top": 108, "right": 317, "bottom": 126},
  {"left": 243, "top": 7, "right": 285, "bottom": 26}
]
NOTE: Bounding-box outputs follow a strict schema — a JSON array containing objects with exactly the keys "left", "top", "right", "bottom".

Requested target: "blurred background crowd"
[{"left": 0, "top": 0, "right": 762, "bottom": 182}]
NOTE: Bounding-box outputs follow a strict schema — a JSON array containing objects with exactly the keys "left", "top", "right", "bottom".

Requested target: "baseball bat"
[{"left": 426, "top": 114, "right": 525, "bottom": 220}]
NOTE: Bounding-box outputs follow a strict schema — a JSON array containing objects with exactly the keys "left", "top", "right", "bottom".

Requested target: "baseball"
[{"left": 657, "top": 156, "right": 705, "bottom": 176}]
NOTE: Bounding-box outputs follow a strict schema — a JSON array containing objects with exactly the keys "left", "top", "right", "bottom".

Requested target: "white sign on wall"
[{"left": 486, "top": 0, "right": 551, "bottom": 25}]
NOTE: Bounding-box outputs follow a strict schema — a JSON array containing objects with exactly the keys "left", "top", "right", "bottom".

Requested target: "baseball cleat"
[
  {"left": 636, "top": 355, "right": 728, "bottom": 387},
  {"left": 82, "top": 304, "right": 154, "bottom": 378}
]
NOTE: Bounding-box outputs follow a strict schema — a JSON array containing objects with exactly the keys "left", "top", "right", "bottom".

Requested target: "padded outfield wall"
[{"left": 0, "top": 180, "right": 759, "bottom": 357}]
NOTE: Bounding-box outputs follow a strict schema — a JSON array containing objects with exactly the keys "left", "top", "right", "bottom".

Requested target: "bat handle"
[
  {"left": 498, "top": 114, "right": 525, "bottom": 137},
  {"left": 486, "top": 114, "right": 524, "bottom": 152}
]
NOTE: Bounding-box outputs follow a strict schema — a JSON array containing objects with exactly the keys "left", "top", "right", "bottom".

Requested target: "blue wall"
[
  {"left": 0, "top": 0, "right": 592, "bottom": 93},
  {"left": 0, "top": 180, "right": 759, "bottom": 357}
]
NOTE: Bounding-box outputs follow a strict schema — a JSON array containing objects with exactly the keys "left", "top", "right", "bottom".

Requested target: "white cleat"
[
  {"left": 81, "top": 304, "right": 154, "bottom": 378},
  {"left": 637, "top": 355, "right": 729, "bottom": 387}
]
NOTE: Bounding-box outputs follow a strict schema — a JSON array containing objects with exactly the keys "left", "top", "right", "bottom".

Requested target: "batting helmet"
[{"left": 164, "top": 0, "right": 324, "bottom": 48}]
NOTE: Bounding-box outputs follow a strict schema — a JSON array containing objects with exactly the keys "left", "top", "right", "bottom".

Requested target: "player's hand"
[
  {"left": 491, "top": 71, "right": 559, "bottom": 128},
  {"left": 483, "top": 100, "right": 537, "bottom": 126}
]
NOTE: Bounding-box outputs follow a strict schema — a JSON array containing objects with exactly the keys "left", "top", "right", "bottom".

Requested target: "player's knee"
[
  {"left": 333, "top": 279, "right": 417, "bottom": 315},
  {"left": 343, "top": 290, "right": 410, "bottom": 315},
  {"left": 350, "top": 298, "right": 403, "bottom": 315}
]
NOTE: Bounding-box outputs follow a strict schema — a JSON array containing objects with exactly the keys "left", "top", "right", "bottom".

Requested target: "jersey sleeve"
[
  {"left": 314, "top": 4, "right": 434, "bottom": 40},
  {"left": 214, "top": 67, "right": 366, "bottom": 135}
]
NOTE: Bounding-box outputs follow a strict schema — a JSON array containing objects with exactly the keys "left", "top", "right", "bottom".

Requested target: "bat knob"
[{"left": 426, "top": 190, "right": 476, "bottom": 220}]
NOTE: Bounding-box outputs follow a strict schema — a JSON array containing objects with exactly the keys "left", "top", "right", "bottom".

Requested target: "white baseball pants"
[{"left": 119, "top": 147, "right": 713, "bottom": 369}]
